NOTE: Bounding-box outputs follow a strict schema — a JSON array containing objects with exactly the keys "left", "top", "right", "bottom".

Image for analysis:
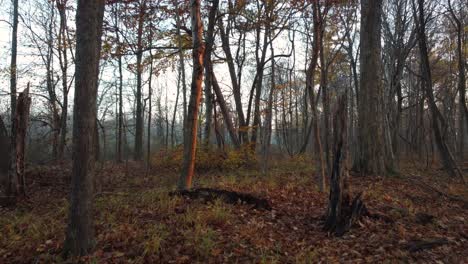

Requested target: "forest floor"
[{"left": 0, "top": 155, "right": 467, "bottom": 263}]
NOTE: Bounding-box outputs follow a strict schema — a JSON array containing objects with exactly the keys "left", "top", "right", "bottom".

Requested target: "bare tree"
[
  {"left": 412, "top": 0, "right": 464, "bottom": 181},
  {"left": 447, "top": 0, "right": 467, "bottom": 160}
]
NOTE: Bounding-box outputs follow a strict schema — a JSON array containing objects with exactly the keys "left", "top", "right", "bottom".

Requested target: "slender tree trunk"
[
  {"left": 7, "top": 0, "right": 19, "bottom": 197},
  {"left": 261, "top": 33, "right": 275, "bottom": 174},
  {"left": 147, "top": 51, "right": 154, "bottom": 169},
  {"left": 251, "top": 16, "right": 270, "bottom": 149},
  {"left": 448, "top": 0, "right": 467, "bottom": 160},
  {"left": 218, "top": 17, "right": 247, "bottom": 143},
  {"left": 117, "top": 45, "right": 124, "bottom": 162},
  {"left": 178, "top": 0, "right": 205, "bottom": 190},
  {"left": 57, "top": 0, "right": 69, "bottom": 159},
  {"left": 63, "top": 0, "right": 105, "bottom": 256},
  {"left": 134, "top": 1, "right": 146, "bottom": 161},
  {"left": 203, "top": 0, "right": 219, "bottom": 146},
  {"left": 413, "top": 0, "right": 463, "bottom": 181},
  {"left": 172, "top": 67, "right": 181, "bottom": 147},
  {"left": 174, "top": 0, "right": 187, "bottom": 128},
  {"left": 211, "top": 72, "right": 240, "bottom": 148}
]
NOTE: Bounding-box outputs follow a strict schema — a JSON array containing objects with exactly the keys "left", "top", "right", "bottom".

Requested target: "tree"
[
  {"left": 447, "top": 0, "right": 467, "bottom": 160},
  {"left": 134, "top": 0, "right": 147, "bottom": 161},
  {"left": 177, "top": 0, "right": 205, "bottom": 190},
  {"left": 7, "top": 0, "right": 19, "bottom": 197},
  {"left": 412, "top": 0, "right": 463, "bottom": 181},
  {"left": 56, "top": 0, "right": 72, "bottom": 159},
  {"left": 63, "top": 0, "right": 106, "bottom": 256},
  {"left": 356, "top": 0, "right": 387, "bottom": 176}
]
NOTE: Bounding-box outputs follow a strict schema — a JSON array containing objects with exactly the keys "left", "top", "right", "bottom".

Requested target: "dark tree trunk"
[
  {"left": 202, "top": 0, "right": 219, "bottom": 146},
  {"left": 211, "top": 72, "right": 240, "bottom": 148},
  {"left": 7, "top": 0, "right": 19, "bottom": 197},
  {"left": 13, "top": 86, "right": 31, "bottom": 196},
  {"left": 57, "top": 0, "right": 70, "bottom": 159},
  {"left": 413, "top": 0, "right": 464, "bottom": 182},
  {"left": 447, "top": 0, "right": 467, "bottom": 160},
  {"left": 63, "top": 0, "right": 105, "bottom": 256},
  {"left": 356, "top": 0, "right": 387, "bottom": 176},
  {"left": 134, "top": 2, "right": 146, "bottom": 161},
  {"left": 218, "top": 17, "right": 247, "bottom": 143},
  {"left": 178, "top": 0, "right": 205, "bottom": 190},
  {"left": 324, "top": 95, "right": 367, "bottom": 236}
]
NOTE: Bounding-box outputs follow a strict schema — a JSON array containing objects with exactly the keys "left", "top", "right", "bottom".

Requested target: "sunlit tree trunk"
[{"left": 178, "top": 0, "right": 205, "bottom": 190}]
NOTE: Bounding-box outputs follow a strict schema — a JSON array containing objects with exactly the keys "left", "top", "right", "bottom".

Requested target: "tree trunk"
[
  {"left": 203, "top": 0, "right": 219, "bottom": 146},
  {"left": 447, "top": 0, "right": 467, "bottom": 161},
  {"left": 12, "top": 85, "right": 31, "bottom": 196},
  {"left": 63, "top": 0, "right": 105, "bottom": 256},
  {"left": 178, "top": 0, "right": 205, "bottom": 190},
  {"left": 356, "top": 0, "right": 387, "bottom": 176},
  {"left": 134, "top": 2, "right": 145, "bottom": 161},
  {"left": 7, "top": 0, "right": 19, "bottom": 197},
  {"left": 147, "top": 51, "right": 154, "bottom": 169},
  {"left": 261, "top": 32, "right": 276, "bottom": 174},
  {"left": 174, "top": 0, "right": 187, "bottom": 129},
  {"left": 218, "top": 17, "right": 247, "bottom": 143},
  {"left": 57, "top": 0, "right": 69, "bottom": 159},
  {"left": 413, "top": 0, "right": 464, "bottom": 181},
  {"left": 211, "top": 72, "right": 240, "bottom": 148}
]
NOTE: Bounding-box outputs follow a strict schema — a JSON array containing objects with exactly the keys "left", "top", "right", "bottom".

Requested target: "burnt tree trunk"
[
  {"left": 13, "top": 85, "right": 31, "bottom": 196},
  {"left": 324, "top": 95, "right": 367, "bottom": 236}
]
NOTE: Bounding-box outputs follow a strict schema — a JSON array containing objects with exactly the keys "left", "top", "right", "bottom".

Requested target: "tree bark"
[
  {"left": 413, "top": 0, "right": 464, "bottom": 181},
  {"left": 211, "top": 72, "right": 240, "bottom": 148},
  {"left": 134, "top": 1, "right": 146, "bottom": 161},
  {"left": 12, "top": 85, "right": 31, "bottom": 196},
  {"left": 7, "top": 0, "right": 19, "bottom": 197},
  {"left": 218, "top": 16, "right": 247, "bottom": 143},
  {"left": 63, "top": 0, "right": 105, "bottom": 256},
  {"left": 356, "top": 0, "right": 387, "bottom": 176},
  {"left": 203, "top": 0, "right": 219, "bottom": 146},
  {"left": 447, "top": 0, "right": 467, "bottom": 160},
  {"left": 174, "top": 0, "right": 187, "bottom": 129},
  {"left": 178, "top": 0, "right": 205, "bottom": 190},
  {"left": 57, "top": 0, "right": 70, "bottom": 159}
]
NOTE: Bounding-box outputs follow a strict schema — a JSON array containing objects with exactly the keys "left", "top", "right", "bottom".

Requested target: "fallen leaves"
[{"left": 0, "top": 162, "right": 467, "bottom": 263}]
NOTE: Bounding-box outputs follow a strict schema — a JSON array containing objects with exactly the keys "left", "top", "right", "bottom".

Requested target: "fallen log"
[
  {"left": 170, "top": 188, "right": 272, "bottom": 210},
  {"left": 405, "top": 238, "right": 448, "bottom": 252}
]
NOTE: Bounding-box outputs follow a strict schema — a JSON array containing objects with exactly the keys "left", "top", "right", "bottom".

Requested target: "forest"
[{"left": 0, "top": 0, "right": 467, "bottom": 262}]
